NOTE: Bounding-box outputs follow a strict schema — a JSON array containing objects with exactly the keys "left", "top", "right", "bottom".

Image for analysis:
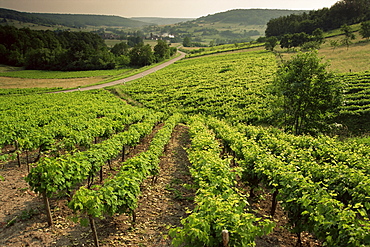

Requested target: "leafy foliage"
[
  {"left": 170, "top": 116, "right": 274, "bottom": 246},
  {"left": 360, "top": 21, "right": 370, "bottom": 40},
  {"left": 0, "top": 8, "right": 149, "bottom": 28},
  {"left": 336, "top": 71, "right": 370, "bottom": 133},
  {"left": 0, "top": 26, "right": 115, "bottom": 70},
  {"left": 264, "top": 36, "right": 278, "bottom": 51},
  {"left": 69, "top": 113, "right": 182, "bottom": 223},
  {"left": 128, "top": 43, "right": 155, "bottom": 67},
  {"left": 341, "top": 24, "right": 356, "bottom": 49},
  {"left": 206, "top": 116, "right": 370, "bottom": 246},
  {"left": 272, "top": 51, "right": 343, "bottom": 134},
  {"left": 266, "top": 0, "right": 370, "bottom": 37},
  {"left": 118, "top": 50, "right": 277, "bottom": 124},
  {"left": 25, "top": 104, "right": 162, "bottom": 198}
]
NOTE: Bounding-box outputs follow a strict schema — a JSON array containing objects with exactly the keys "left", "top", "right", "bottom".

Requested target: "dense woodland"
[
  {"left": 0, "top": 8, "right": 149, "bottom": 28},
  {"left": 265, "top": 0, "right": 370, "bottom": 37},
  {"left": 0, "top": 26, "right": 176, "bottom": 70}
]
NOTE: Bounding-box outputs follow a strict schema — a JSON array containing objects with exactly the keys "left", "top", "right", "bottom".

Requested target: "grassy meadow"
[
  {"left": 319, "top": 33, "right": 370, "bottom": 73},
  {"left": 276, "top": 26, "right": 370, "bottom": 73}
]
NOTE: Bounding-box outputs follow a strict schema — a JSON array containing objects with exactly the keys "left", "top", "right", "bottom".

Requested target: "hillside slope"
[
  {"left": 130, "top": 17, "right": 194, "bottom": 25},
  {"left": 151, "top": 9, "right": 309, "bottom": 44},
  {"left": 194, "top": 9, "right": 307, "bottom": 25},
  {"left": 0, "top": 8, "right": 150, "bottom": 28}
]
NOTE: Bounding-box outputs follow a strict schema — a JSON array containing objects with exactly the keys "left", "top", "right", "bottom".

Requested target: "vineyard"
[
  {"left": 337, "top": 71, "right": 370, "bottom": 132},
  {"left": 116, "top": 50, "right": 278, "bottom": 124},
  {"left": 1, "top": 49, "right": 370, "bottom": 246}
]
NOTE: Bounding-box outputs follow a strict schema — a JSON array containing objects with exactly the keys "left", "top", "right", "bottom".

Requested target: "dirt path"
[
  {"left": 0, "top": 123, "right": 195, "bottom": 247},
  {"left": 55, "top": 52, "right": 186, "bottom": 93}
]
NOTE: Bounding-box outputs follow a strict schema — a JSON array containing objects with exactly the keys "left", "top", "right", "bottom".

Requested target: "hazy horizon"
[{"left": 1, "top": 0, "right": 339, "bottom": 18}]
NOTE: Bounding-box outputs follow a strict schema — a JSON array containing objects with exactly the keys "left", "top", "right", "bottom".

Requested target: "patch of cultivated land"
[
  {"left": 0, "top": 123, "right": 322, "bottom": 246},
  {"left": 0, "top": 77, "right": 105, "bottom": 89}
]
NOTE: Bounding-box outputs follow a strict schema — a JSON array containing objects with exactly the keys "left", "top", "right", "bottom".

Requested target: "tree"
[
  {"left": 154, "top": 39, "right": 170, "bottom": 62},
  {"left": 264, "top": 36, "right": 278, "bottom": 51},
  {"left": 127, "top": 36, "right": 143, "bottom": 47},
  {"left": 0, "top": 44, "right": 8, "bottom": 64},
  {"left": 272, "top": 51, "right": 343, "bottom": 135},
  {"left": 290, "top": 32, "right": 310, "bottom": 47},
  {"left": 329, "top": 40, "right": 339, "bottom": 50},
  {"left": 111, "top": 42, "right": 129, "bottom": 56},
  {"left": 25, "top": 48, "right": 54, "bottom": 69},
  {"left": 169, "top": 47, "right": 177, "bottom": 56},
  {"left": 341, "top": 24, "right": 356, "bottom": 49},
  {"left": 280, "top": 34, "right": 292, "bottom": 49},
  {"left": 116, "top": 55, "right": 130, "bottom": 67},
  {"left": 183, "top": 36, "right": 192, "bottom": 47},
  {"left": 129, "top": 43, "right": 154, "bottom": 67},
  {"left": 312, "top": 28, "right": 325, "bottom": 44},
  {"left": 359, "top": 21, "right": 370, "bottom": 40}
]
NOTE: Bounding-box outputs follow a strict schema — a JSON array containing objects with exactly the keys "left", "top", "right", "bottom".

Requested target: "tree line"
[
  {"left": 264, "top": 21, "right": 370, "bottom": 52},
  {"left": 0, "top": 26, "right": 176, "bottom": 71},
  {"left": 265, "top": 0, "right": 370, "bottom": 37}
]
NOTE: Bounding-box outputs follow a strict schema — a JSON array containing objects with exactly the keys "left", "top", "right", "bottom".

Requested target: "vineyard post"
[
  {"left": 131, "top": 210, "right": 136, "bottom": 223},
  {"left": 121, "top": 145, "right": 125, "bottom": 162},
  {"left": 15, "top": 140, "right": 21, "bottom": 167},
  {"left": 89, "top": 215, "right": 100, "bottom": 247},
  {"left": 17, "top": 152, "right": 21, "bottom": 167},
  {"left": 222, "top": 229, "right": 229, "bottom": 247},
  {"left": 42, "top": 192, "right": 53, "bottom": 227},
  {"left": 107, "top": 159, "right": 112, "bottom": 170},
  {"left": 26, "top": 150, "right": 29, "bottom": 173},
  {"left": 87, "top": 174, "right": 94, "bottom": 189},
  {"left": 100, "top": 166, "right": 103, "bottom": 183},
  {"left": 270, "top": 189, "right": 279, "bottom": 217}
]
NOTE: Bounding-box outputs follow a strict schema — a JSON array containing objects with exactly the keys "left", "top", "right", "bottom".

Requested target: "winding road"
[{"left": 56, "top": 51, "right": 186, "bottom": 93}]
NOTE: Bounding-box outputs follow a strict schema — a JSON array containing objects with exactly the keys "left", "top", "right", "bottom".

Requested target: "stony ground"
[{"left": 0, "top": 124, "right": 322, "bottom": 247}]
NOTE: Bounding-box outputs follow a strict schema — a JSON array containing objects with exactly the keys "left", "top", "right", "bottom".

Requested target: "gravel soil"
[{"left": 0, "top": 124, "right": 321, "bottom": 247}]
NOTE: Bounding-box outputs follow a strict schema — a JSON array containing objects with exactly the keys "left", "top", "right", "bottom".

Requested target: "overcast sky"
[{"left": 0, "top": 0, "right": 339, "bottom": 18}]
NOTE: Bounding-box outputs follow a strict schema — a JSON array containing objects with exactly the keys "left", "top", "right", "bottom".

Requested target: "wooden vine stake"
[
  {"left": 26, "top": 150, "right": 30, "bottom": 173},
  {"left": 222, "top": 229, "right": 230, "bottom": 247},
  {"left": 121, "top": 145, "right": 125, "bottom": 162},
  {"left": 89, "top": 215, "right": 100, "bottom": 247},
  {"left": 107, "top": 159, "right": 112, "bottom": 170},
  {"left": 43, "top": 192, "right": 53, "bottom": 227},
  {"left": 270, "top": 189, "right": 279, "bottom": 217},
  {"left": 15, "top": 140, "right": 21, "bottom": 167},
  {"left": 131, "top": 210, "right": 137, "bottom": 223},
  {"left": 100, "top": 166, "right": 103, "bottom": 183}
]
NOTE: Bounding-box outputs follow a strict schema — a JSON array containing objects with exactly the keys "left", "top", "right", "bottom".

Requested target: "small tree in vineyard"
[
  {"left": 341, "top": 24, "right": 356, "bottom": 49},
  {"left": 272, "top": 51, "right": 343, "bottom": 135},
  {"left": 265, "top": 36, "right": 278, "bottom": 51}
]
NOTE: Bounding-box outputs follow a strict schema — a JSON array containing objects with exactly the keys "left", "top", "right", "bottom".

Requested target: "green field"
[
  {"left": 0, "top": 67, "right": 132, "bottom": 79},
  {"left": 1, "top": 21, "right": 370, "bottom": 246},
  {"left": 1, "top": 88, "right": 369, "bottom": 246},
  {"left": 115, "top": 50, "right": 277, "bottom": 124}
]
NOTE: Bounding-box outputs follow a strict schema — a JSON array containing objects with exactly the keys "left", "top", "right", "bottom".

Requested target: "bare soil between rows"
[
  {"left": 0, "top": 77, "right": 104, "bottom": 89},
  {"left": 0, "top": 124, "right": 321, "bottom": 247}
]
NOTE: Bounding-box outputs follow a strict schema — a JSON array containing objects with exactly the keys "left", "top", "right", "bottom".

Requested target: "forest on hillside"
[
  {"left": 0, "top": 8, "right": 149, "bottom": 28},
  {"left": 266, "top": 0, "right": 370, "bottom": 36},
  {"left": 0, "top": 26, "right": 176, "bottom": 70}
]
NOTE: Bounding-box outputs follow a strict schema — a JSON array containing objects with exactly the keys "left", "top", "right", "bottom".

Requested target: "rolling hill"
[
  {"left": 192, "top": 9, "right": 308, "bottom": 25},
  {"left": 147, "top": 9, "right": 309, "bottom": 45},
  {"left": 130, "top": 17, "right": 194, "bottom": 25},
  {"left": 0, "top": 8, "right": 151, "bottom": 28}
]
